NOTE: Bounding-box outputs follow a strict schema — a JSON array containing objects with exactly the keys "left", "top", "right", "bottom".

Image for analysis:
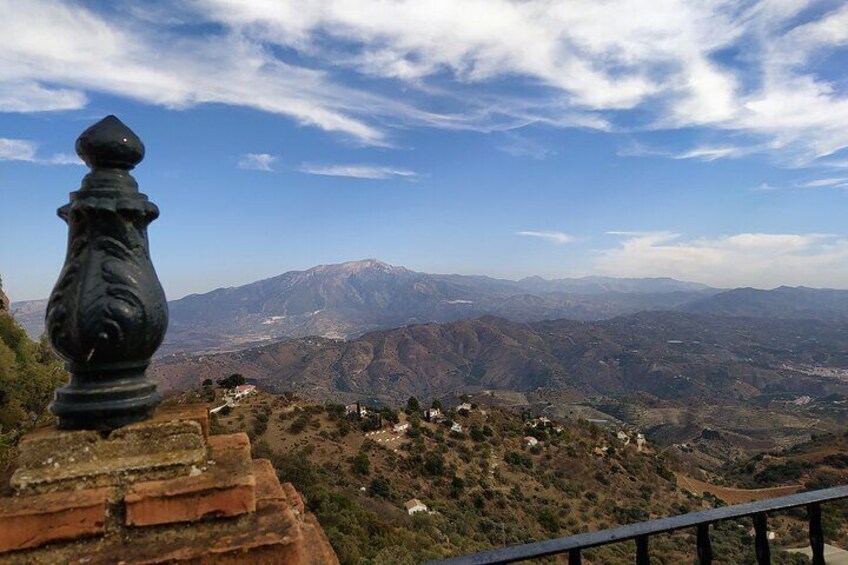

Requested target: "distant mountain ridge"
[
  {"left": 680, "top": 286, "right": 848, "bottom": 321},
  {"left": 149, "top": 311, "right": 848, "bottom": 404},
  {"left": 9, "top": 259, "right": 848, "bottom": 354}
]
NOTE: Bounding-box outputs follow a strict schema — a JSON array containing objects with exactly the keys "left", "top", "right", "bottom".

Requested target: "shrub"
[
  {"left": 352, "top": 451, "right": 370, "bottom": 475},
  {"left": 217, "top": 373, "right": 245, "bottom": 389},
  {"left": 368, "top": 475, "right": 391, "bottom": 498}
]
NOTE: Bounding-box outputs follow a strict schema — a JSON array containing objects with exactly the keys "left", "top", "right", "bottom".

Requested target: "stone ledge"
[
  {"left": 0, "top": 487, "right": 110, "bottom": 553},
  {"left": 12, "top": 405, "right": 209, "bottom": 495},
  {"left": 124, "top": 433, "right": 255, "bottom": 527}
]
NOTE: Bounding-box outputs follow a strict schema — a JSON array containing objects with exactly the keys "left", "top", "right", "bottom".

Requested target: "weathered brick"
[
  {"left": 0, "top": 487, "right": 109, "bottom": 553},
  {"left": 253, "top": 459, "right": 285, "bottom": 505},
  {"left": 282, "top": 482, "right": 305, "bottom": 515},
  {"left": 6, "top": 488, "right": 306, "bottom": 564},
  {"left": 124, "top": 433, "right": 255, "bottom": 527},
  {"left": 152, "top": 404, "right": 210, "bottom": 440}
]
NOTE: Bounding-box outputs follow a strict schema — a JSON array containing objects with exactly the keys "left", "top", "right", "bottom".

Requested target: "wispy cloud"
[
  {"left": 619, "top": 142, "right": 749, "bottom": 162},
  {"left": 672, "top": 146, "right": 745, "bottom": 162},
  {"left": 750, "top": 182, "right": 778, "bottom": 192},
  {"left": 595, "top": 231, "right": 848, "bottom": 288},
  {"left": 798, "top": 177, "right": 848, "bottom": 188},
  {"left": 238, "top": 153, "right": 277, "bottom": 172},
  {"left": 299, "top": 164, "right": 418, "bottom": 180},
  {"left": 4, "top": 1, "right": 848, "bottom": 162},
  {"left": 0, "top": 138, "right": 82, "bottom": 165},
  {"left": 497, "top": 133, "right": 556, "bottom": 160},
  {"left": 516, "top": 231, "right": 577, "bottom": 245}
]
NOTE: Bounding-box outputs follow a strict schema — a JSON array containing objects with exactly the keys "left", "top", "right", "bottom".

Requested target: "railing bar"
[
  {"left": 809, "top": 502, "right": 824, "bottom": 565},
  {"left": 568, "top": 548, "right": 581, "bottom": 565},
  {"left": 753, "top": 513, "right": 771, "bottom": 565},
  {"left": 423, "top": 485, "right": 848, "bottom": 565},
  {"left": 635, "top": 535, "right": 650, "bottom": 565},
  {"left": 696, "top": 523, "right": 712, "bottom": 565}
]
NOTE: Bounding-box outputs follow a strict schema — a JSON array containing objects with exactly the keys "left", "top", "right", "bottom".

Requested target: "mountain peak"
[{"left": 309, "top": 259, "right": 409, "bottom": 275}]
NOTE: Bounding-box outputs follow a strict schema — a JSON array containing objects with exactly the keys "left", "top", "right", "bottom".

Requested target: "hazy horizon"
[{"left": 9, "top": 257, "right": 848, "bottom": 304}]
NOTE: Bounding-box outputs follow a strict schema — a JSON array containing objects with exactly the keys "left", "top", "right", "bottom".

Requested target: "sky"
[{"left": 2, "top": 0, "right": 848, "bottom": 301}]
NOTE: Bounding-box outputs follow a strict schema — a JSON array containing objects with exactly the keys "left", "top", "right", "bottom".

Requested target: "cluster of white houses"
[
  {"left": 616, "top": 430, "right": 647, "bottom": 451},
  {"left": 209, "top": 384, "right": 257, "bottom": 414}
]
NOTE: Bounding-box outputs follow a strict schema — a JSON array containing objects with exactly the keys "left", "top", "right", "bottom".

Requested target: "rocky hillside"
[
  {"left": 151, "top": 311, "right": 848, "bottom": 405},
  {"left": 190, "top": 388, "right": 742, "bottom": 564}
]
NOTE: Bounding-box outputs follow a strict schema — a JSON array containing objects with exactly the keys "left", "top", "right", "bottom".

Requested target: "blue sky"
[{"left": 2, "top": 0, "right": 848, "bottom": 301}]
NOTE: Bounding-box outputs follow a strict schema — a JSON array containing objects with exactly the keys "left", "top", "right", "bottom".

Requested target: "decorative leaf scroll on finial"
[{"left": 47, "top": 115, "right": 167, "bottom": 431}]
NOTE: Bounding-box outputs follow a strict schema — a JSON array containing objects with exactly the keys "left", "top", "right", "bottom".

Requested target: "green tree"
[
  {"left": 423, "top": 451, "right": 445, "bottom": 476},
  {"left": 406, "top": 396, "right": 421, "bottom": 413},
  {"left": 352, "top": 451, "right": 370, "bottom": 475},
  {"left": 368, "top": 475, "right": 391, "bottom": 498},
  {"left": 217, "top": 373, "right": 245, "bottom": 389},
  {"left": 0, "top": 314, "right": 67, "bottom": 469}
]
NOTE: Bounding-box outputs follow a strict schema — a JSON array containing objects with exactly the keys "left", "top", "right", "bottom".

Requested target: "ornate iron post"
[{"left": 46, "top": 115, "right": 167, "bottom": 430}]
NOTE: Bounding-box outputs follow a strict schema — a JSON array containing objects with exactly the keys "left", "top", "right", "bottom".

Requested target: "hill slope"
[{"left": 151, "top": 311, "right": 848, "bottom": 403}]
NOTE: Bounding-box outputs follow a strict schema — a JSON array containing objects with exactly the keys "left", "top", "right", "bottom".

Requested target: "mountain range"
[
  {"left": 11, "top": 259, "right": 848, "bottom": 355},
  {"left": 150, "top": 311, "right": 848, "bottom": 402}
]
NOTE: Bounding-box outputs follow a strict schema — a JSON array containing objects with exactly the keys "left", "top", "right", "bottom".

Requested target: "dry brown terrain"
[{"left": 676, "top": 473, "right": 802, "bottom": 504}]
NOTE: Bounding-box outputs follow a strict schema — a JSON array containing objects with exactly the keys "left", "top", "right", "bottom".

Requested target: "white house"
[
  {"left": 393, "top": 422, "right": 410, "bottom": 433},
  {"left": 524, "top": 436, "right": 539, "bottom": 447},
  {"left": 231, "top": 384, "right": 256, "bottom": 400},
  {"left": 405, "top": 498, "right": 428, "bottom": 515},
  {"left": 456, "top": 402, "right": 472, "bottom": 412},
  {"left": 425, "top": 408, "right": 443, "bottom": 422},
  {"left": 345, "top": 403, "right": 369, "bottom": 418},
  {"left": 450, "top": 422, "right": 463, "bottom": 434},
  {"left": 616, "top": 431, "right": 630, "bottom": 445}
]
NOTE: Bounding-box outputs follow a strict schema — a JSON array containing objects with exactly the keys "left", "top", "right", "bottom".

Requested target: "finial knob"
[{"left": 76, "top": 115, "right": 145, "bottom": 170}]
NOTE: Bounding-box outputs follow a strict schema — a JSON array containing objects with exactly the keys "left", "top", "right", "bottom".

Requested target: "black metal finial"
[
  {"left": 46, "top": 115, "right": 167, "bottom": 430},
  {"left": 76, "top": 115, "right": 145, "bottom": 170}
]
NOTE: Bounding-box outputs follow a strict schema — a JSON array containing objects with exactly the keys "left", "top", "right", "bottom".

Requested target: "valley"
[{"left": 150, "top": 310, "right": 848, "bottom": 477}]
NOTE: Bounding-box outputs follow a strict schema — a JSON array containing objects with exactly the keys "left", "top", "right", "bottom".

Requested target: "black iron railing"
[{"left": 424, "top": 484, "right": 848, "bottom": 565}]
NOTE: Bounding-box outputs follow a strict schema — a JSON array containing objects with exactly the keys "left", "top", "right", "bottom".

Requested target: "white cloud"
[
  {"left": 299, "top": 164, "right": 417, "bottom": 180},
  {"left": 750, "top": 182, "right": 777, "bottom": 192},
  {"left": 516, "top": 231, "right": 577, "bottom": 245},
  {"left": 594, "top": 231, "right": 848, "bottom": 288},
  {"left": 673, "top": 146, "right": 746, "bottom": 162},
  {"left": 0, "top": 138, "right": 37, "bottom": 161},
  {"left": 798, "top": 177, "right": 848, "bottom": 188},
  {"left": 618, "top": 142, "right": 751, "bottom": 161},
  {"left": 2, "top": 0, "right": 848, "bottom": 162},
  {"left": 0, "top": 138, "right": 82, "bottom": 165},
  {"left": 238, "top": 153, "right": 277, "bottom": 172},
  {"left": 0, "top": 81, "right": 87, "bottom": 112}
]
